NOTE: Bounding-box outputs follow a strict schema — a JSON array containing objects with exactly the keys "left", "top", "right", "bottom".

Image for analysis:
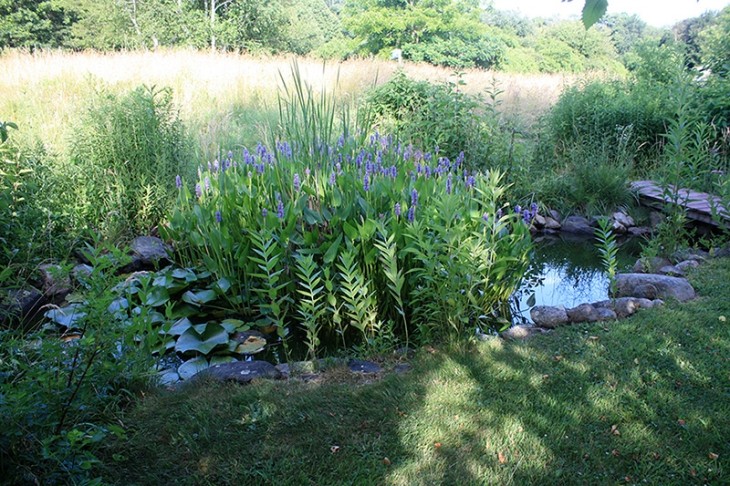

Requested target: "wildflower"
[
  {"left": 304, "top": 167, "right": 311, "bottom": 177},
  {"left": 363, "top": 174, "right": 371, "bottom": 192},
  {"left": 195, "top": 183, "right": 202, "bottom": 198},
  {"left": 390, "top": 165, "right": 397, "bottom": 178},
  {"left": 482, "top": 212, "right": 489, "bottom": 222},
  {"left": 175, "top": 175, "right": 182, "bottom": 189},
  {"left": 335, "top": 162, "right": 342, "bottom": 174},
  {"left": 329, "top": 172, "right": 336, "bottom": 185},
  {"left": 293, "top": 173, "right": 301, "bottom": 192},
  {"left": 204, "top": 177, "right": 211, "bottom": 191},
  {"left": 215, "top": 210, "right": 222, "bottom": 223},
  {"left": 446, "top": 173, "right": 453, "bottom": 195},
  {"left": 456, "top": 152, "right": 465, "bottom": 167},
  {"left": 394, "top": 203, "right": 402, "bottom": 218},
  {"left": 523, "top": 210, "right": 532, "bottom": 223},
  {"left": 262, "top": 208, "right": 268, "bottom": 218},
  {"left": 514, "top": 205, "right": 522, "bottom": 214},
  {"left": 212, "top": 159, "right": 220, "bottom": 172},
  {"left": 407, "top": 205, "right": 416, "bottom": 223},
  {"left": 531, "top": 202, "right": 539, "bottom": 215},
  {"left": 466, "top": 175, "right": 476, "bottom": 189},
  {"left": 411, "top": 188, "right": 419, "bottom": 206},
  {"left": 496, "top": 208, "right": 503, "bottom": 219},
  {"left": 276, "top": 193, "right": 284, "bottom": 219}
]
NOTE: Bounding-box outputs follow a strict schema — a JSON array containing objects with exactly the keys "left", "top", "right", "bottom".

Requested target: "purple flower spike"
[
  {"left": 204, "top": 177, "right": 211, "bottom": 191},
  {"left": 410, "top": 188, "right": 419, "bottom": 206},
  {"left": 531, "top": 202, "right": 539, "bottom": 215},
  {"left": 407, "top": 205, "right": 416, "bottom": 223},
  {"left": 175, "top": 175, "right": 182, "bottom": 189},
  {"left": 213, "top": 160, "right": 220, "bottom": 172},
  {"left": 482, "top": 212, "right": 489, "bottom": 222},
  {"left": 363, "top": 174, "right": 371, "bottom": 192},
  {"left": 215, "top": 210, "right": 222, "bottom": 223},
  {"left": 195, "top": 183, "right": 202, "bottom": 198},
  {"left": 394, "top": 203, "right": 402, "bottom": 218},
  {"left": 523, "top": 210, "right": 532, "bottom": 223},
  {"left": 514, "top": 205, "right": 522, "bottom": 214},
  {"left": 293, "top": 173, "right": 301, "bottom": 192},
  {"left": 446, "top": 174, "right": 453, "bottom": 195},
  {"left": 466, "top": 175, "right": 476, "bottom": 189},
  {"left": 329, "top": 172, "right": 336, "bottom": 185},
  {"left": 497, "top": 208, "right": 503, "bottom": 219},
  {"left": 262, "top": 208, "right": 268, "bottom": 218}
]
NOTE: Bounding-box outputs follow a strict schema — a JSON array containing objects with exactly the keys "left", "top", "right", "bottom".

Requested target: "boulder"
[
  {"left": 128, "top": 236, "right": 172, "bottom": 271},
  {"left": 348, "top": 359, "right": 382, "bottom": 374},
  {"left": 594, "top": 307, "right": 618, "bottom": 321},
  {"left": 628, "top": 226, "right": 652, "bottom": 237},
  {"left": 530, "top": 305, "right": 569, "bottom": 328},
  {"left": 658, "top": 265, "right": 684, "bottom": 277},
  {"left": 500, "top": 325, "right": 547, "bottom": 340},
  {"left": 196, "top": 360, "right": 281, "bottom": 384},
  {"left": 649, "top": 211, "right": 664, "bottom": 228},
  {"left": 532, "top": 214, "right": 547, "bottom": 229},
  {"left": 543, "top": 217, "right": 562, "bottom": 230},
  {"left": 675, "top": 260, "right": 700, "bottom": 272},
  {"left": 567, "top": 303, "right": 598, "bottom": 323},
  {"left": 612, "top": 212, "right": 635, "bottom": 228},
  {"left": 611, "top": 220, "right": 627, "bottom": 234},
  {"left": 614, "top": 273, "right": 696, "bottom": 302},
  {"left": 0, "top": 287, "right": 47, "bottom": 329},
  {"left": 611, "top": 297, "right": 639, "bottom": 318},
  {"left": 548, "top": 209, "right": 562, "bottom": 222},
  {"left": 38, "top": 264, "right": 71, "bottom": 299},
  {"left": 632, "top": 257, "right": 672, "bottom": 274},
  {"left": 72, "top": 264, "right": 94, "bottom": 284},
  {"left": 561, "top": 216, "right": 594, "bottom": 235},
  {"left": 231, "top": 330, "right": 267, "bottom": 354}
]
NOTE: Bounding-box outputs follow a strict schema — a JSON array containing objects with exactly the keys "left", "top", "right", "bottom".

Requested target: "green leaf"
[
  {"left": 213, "top": 277, "right": 231, "bottom": 294},
  {"left": 177, "top": 356, "right": 210, "bottom": 380},
  {"left": 323, "top": 233, "right": 343, "bottom": 264},
  {"left": 582, "top": 0, "right": 608, "bottom": 29},
  {"left": 45, "top": 305, "right": 86, "bottom": 329},
  {"left": 181, "top": 289, "right": 218, "bottom": 306},
  {"left": 167, "top": 317, "right": 193, "bottom": 336},
  {"left": 175, "top": 322, "right": 229, "bottom": 355},
  {"left": 144, "top": 286, "right": 170, "bottom": 307}
]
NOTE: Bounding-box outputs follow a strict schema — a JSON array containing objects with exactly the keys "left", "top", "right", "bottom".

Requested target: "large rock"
[
  {"left": 348, "top": 359, "right": 382, "bottom": 374},
  {"left": 500, "top": 325, "right": 547, "bottom": 340},
  {"left": 561, "top": 216, "right": 594, "bottom": 235},
  {"left": 38, "top": 263, "right": 71, "bottom": 299},
  {"left": 196, "top": 360, "right": 281, "bottom": 384},
  {"left": 128, "top": 236, "right": 172, "bottom": 271},
  {"left": 614, "top": 273, "right": 696, "bottom": 302},
  {"left": 530, "top": 305, "right": 569, "bottom": 328},
  {"left": 0, "top": 287, "right": 47, "bottom": 329},
  {"left": 543, "top": 217, "right": 562, "bottom": 230},
  {"left": 612, "top": 211, "right": 635, "bottom": 228},
  {"left": 567, "top": 303, "right": 598, "bottom": 323}
]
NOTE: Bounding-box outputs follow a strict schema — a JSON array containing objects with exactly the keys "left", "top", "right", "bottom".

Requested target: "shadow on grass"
[{"left": 103, "top": 261, "right": 729, "bottom": 485}]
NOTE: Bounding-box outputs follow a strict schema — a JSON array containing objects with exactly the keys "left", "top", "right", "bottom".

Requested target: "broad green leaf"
[
  {"left": 177, "top": 356, "right": 209, "bottom": 380},
  {"left": 221, "top": 318, "right": 248, "bottom": 333},
  {"left": 181, "top": 289, "right": 217, "bottom": 306},
  {"left": 323, "top": 233, "right": 343, "bottom": 264},
  {"left": 45, "top": 305, "right": 86, "bottom": 329},
  {"left": 175, "top": 322, "right": 229, "bottom": 355},
  {"left": 214, "top": 277, "right": 231, "bottom": 294},
  {"left": 209, "top": 355, "right": 236, "bottom": 366},
  {"left": 582, "top": 0, "right": 608, "bottom": 28},
  {"left": 144, "top": 286, "right": 170, "bottom": 307},
  {"left": 167, "top": 317, "right": 193, "bottom": 336}
]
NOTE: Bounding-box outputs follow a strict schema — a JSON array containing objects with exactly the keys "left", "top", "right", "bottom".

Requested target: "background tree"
[{"left": 0, "top": 0, "right": 75, "bottom": 49}]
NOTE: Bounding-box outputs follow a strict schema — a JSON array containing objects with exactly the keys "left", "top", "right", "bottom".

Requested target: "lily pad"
[{"left": 175, "top": 322, "right": 229, "bottom": 355}]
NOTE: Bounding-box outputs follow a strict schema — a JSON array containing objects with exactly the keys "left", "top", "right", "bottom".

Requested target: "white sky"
[{"left": 490, "top": 0, "right": 730, "bottom": 27}]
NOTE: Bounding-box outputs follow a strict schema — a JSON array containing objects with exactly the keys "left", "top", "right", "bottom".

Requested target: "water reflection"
[{"left": 511, "top": 234, "right": 640, "bottom": 324}]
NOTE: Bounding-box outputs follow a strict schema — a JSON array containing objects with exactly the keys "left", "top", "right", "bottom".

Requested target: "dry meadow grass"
[{"left": 0, "top": 49, "right": 582, "bottom": 158}]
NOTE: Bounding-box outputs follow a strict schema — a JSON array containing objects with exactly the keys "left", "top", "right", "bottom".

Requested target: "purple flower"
[
  {"left": 456, "top": 152, "right": 465, "bottom": 167},
  {"left": 496, "top": 208, "right": 503, "bottom": 219},
  {"left": 466, "top": 175, "right": 476, "bottom": 189},
  {"left": 276, "top": 193, "right": 284, "bottom": 219},
  {"left": 410, "top": 188, "right": 419, "bottom": 206},
  {"left": 212, "top": 159, "right": 220, "bottom": 172},
  {"left": 195, "top": 184, "right": 202, "bottom": 198},
  {"left": 482, "top": 212, "right": 489, "bottom": 222},
  {"left": 363, "top": 174, "right": 370, "bottom": 192},
  {"left": 304, "top": 167, "right": 311, "bottom": 177},
  {"left": 293, "top": 173, "right": 301, "bottom": 192},
  {"left": 407, "top": 205, "right": 416, "bottom": 223},
  {"left": 446, "top": 173, "right": 453, "bottom": 195},
  {"left": 531, "top": 202, "right": 539, "bottom": 215},
  {"left": 215, "top": 210, "right": 222, "bottom": 223},
  {"left": 262, "top": 208, "right": 268, "bottom": 218},
  {"left": 394, "top": 203, "right": 402, "bottom": 218},
  {"left": 523, "top": 210, "right": 532, "bottom": 223},
  {"left": 514, "top": 205, "right": 522, "bottom": 215},
  {"left": 390, "top": 165, "right": 397, "bottom": 178},
  {"left": 329, "top": 172, "right": 336, "bottom": 185},
  {"left": 204, "top": 177, "right": 211, "bottom": 191},
  {"left": 175, "top": 175, "right": 182, "bottom": 189}
]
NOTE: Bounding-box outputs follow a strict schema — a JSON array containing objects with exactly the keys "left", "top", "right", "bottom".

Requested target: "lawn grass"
[{"left": 101, "top": 258, "right": 730, "bottom": 485}]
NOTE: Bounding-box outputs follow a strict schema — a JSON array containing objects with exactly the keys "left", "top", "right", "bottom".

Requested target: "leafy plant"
[{"left": 594, "top": 217, "right": 619, "bottom": 294}]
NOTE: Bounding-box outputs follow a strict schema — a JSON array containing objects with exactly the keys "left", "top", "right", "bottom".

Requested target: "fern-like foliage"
[{"left": 294, "top": 252, "right": 326, "bottom": 360}]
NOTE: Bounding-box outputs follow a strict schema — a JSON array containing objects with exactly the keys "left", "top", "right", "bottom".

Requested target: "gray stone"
[
  {"left": 543, "top": 217, "right": 562, "bottom": 230},
  {"left": 634, "top": 298, "right": 654, "bottom": 309},
  {"left": 611, "top": 297, "right": 639, "bottom": 318},
  {"left": 394, "top": 363, "right": 412, "bottom": 374},
  {"left": 129, "top": 236, "right": 172, "bottom": 270},
  {"left": 649, "top": 211, "right": 665, "bottom": 228},
  {"left": 675, "top": 260, "right": 700, "bottom": 272},
  {"left": 530, "top": 305, "right": 569, "bottom": 328},
  {"left": 632, "top": 257, "right": 672, "bottom": 274},
  {"left": 72, "top": 264, "right": 93, "bottom": 283},
  {"left": 196, "top": 360, "right": 281, "bottom": 384},
  {"left": 348, "top": 359, "right": 382, "bottom": 374},
  {"left": 38, "top": 263, "right": 71, "bottom": 298},
  {"left": 594, "top": 307, "right": 618, "bottom": 321},
  {"left": 658, "top": 265, "right": 684, "bottom": 277},
  {"left": 532, "top": 214, "right": 547, "bottom": 228},
  {"left": 614, "top": 273, "right": 696, "bottom": 302},
  {"left": 652, "top": 299, "right": 665, "bottom": 307},
  {"left": 0, "top": 287, "right": 47, "bottom": 328},
  {"left": 567, "top": 303, "right": 598, "bottom": 323},
  {"left": 561, "top": 216, "right": 595, "bottom": 235},
  {"left": 613, "top": 211, "right": 635, "bottom": 228},
  {"left": 713, "top": 245, "right": 730, "bottom": 258},
  {"left": 627, "top": 226, "right": 652, "bottom": 237},
  {"left": 611, "top": 220, "right": 627, "bottom": 234},
  {"left": 548, "top": 209, "right": 562, "bottom": 222},
  {"left": 500, "top": 325, "right": 547, "bottom": 340}
]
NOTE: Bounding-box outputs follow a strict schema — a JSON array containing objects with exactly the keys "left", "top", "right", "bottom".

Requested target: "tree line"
[{"left": 1, "top": 1, "right": 727, "bottom": 74}]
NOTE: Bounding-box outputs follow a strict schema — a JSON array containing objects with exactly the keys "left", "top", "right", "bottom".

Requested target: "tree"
[{"left": 0, "top": 0, "right": 76, "bottom": 48}]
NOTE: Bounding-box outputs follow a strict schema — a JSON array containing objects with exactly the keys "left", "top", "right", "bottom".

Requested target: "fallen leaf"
[
  {"left": 587, "top": 336, "right": 599, "bottom": 342},
  {"left": 690, "top": 468, "right": 697, "bottom": 477},
  {"left": 709, "top": 452, "right": 719, "bottom": 460},
  {"left": 610, "top": 424, "right": 620, "bottom": 436},
  {"left": 330, "top": 445, "right": 340, "bottom": 454},
  {"left": 611, "top": 449, "right": 620, "bottom": 457},
  {"left": 623, "top": 476, "right": 632, "bottom": 483},
  {"left": 498, "top": 452, "right": 507, "bottom": 464},
  {"left": 383, "top": 457, "right": 391, "bottom": 466},
  {"left": 553, "top": 355, "right": 563, "bottom": 362},
  {"left": 678, "top": 419, "right": 686, "bottom": 427},
  {"left": 434, "top": 442, "right": 442, "bottom": 449},
  {"left": 651, "top": 452, "right": 661, "bottom": 460}
]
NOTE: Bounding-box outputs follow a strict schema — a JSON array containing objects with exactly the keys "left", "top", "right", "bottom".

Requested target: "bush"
[
  {"left": 362, "top": 71, "right": 515, "bottom": 172},
  {"left": 68, "top": 85, "right": 191, "bottom": 243}
]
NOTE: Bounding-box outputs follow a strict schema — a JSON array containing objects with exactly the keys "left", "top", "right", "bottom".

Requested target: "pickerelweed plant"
[{"left": 162, "top": 134, "right": 533, "bottom": 358}]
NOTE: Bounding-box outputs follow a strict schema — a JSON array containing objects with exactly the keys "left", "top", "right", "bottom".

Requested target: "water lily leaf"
[
  {"left": 167, "top": 317, "right": 193, "bottom": 336},
  {"left": 153, "top": 274, "right": 172, "bottom": 288},
  {"left": 144, "top": 286, "right": 170, "bottom": 307},
  {"left": 177, "top": 356, "right": 209, "bottom": 380},
  {"left": 45, "top": 305, "right": 86, "bottom": 329},
  {"left": 175, "top": 322, "right": 229, "bottom": 355},
  {"left": 182, "top": 289, "right": 217, "bottom": 306},
  {"left": 214, "top": 277, "right": 231, "bottom": 294},
  {"left": 148, "top": 311, "right": 166, "bottom": 324}
]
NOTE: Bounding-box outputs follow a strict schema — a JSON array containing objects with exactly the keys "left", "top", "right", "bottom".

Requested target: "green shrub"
[
  {"left": 68, "top": 85, "right": 191, "bottom": 243},
  {"left": 362, "top": 71, "right": 515, "bottom": 172}
]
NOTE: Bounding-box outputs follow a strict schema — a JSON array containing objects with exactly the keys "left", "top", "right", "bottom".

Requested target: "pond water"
[{"left": 510, "top": 234, "right": 642, "bottom": 325}]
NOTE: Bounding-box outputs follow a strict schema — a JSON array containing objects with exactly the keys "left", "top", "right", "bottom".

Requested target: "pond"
[{"left": 510, "top": 234, "right": 642, "bottom": 325}]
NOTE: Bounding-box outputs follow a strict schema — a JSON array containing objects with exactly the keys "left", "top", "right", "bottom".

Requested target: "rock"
[
  {"left": 649, "top": 211, "right": 665, "bottom": 228},
  {"left": 543, "top": 217, "right": 562, "bottom": 230},
  {"left": 611, "top": 297, "right": 638, "bottom": 318},
  {"left": 196, "top": 360, "right": 281, "bottom": 384},
  {"left": 500, "top": 325, "right": 547, "bottom": 340},
  {"left": 561, "top": 215, "right": 595, "bottom": 235},
  {"left": 658, "top": 265, "right": 684, "bottom": 277},
  {"left": 38, "top": 264, "right": 71, "bottom": 299},
  {"left": 611, "top": 220, "right": 627, "bottom": 234},
  {"left": 348, "top": 359, "right": 382, "bottom": 374},
  {"left": 634, "top": 298, "right": 654, "bottom": 309},
  {"left": 548, "top": 209, "right": 562, "bottom": 222},
  {"left": 72, "top": 264, "right": 93, "bottom": 284},
  {"left": 675, "top": 260, "right": 700, "bottom": 272},
  {"left": 632, "top": 257, "right": 672, "bottom": 274},
  {"left": 567, "top": 303, "right": 598, "bottom": 323},
  {"left": 652, "top": 299, "right": 665, "bottom": 307},
  {"left": 594, "top": 307, "right": 618, "bottom": 321},
  {"left": 128, "top": 236, "right": 172, "bottom": 270},
  {"left": 713, "top": 245, "right": 730, "bottom": 258},
  {"left": 532, "top": 214, "right": 547, "bottom": 228},
  {"left": 613, "top": 211, "right": 635, "bottom": 228},
  {"left": 0, "top": 287, "right": 47, "bottom": 329},
  {"left": 394, "top": 363, "right": 412, "bottom": 374},
  {"left": 614, "top": 273, "right": 696, "bottom": 302},
  {"left": 628, "top": 226, "right": 652, "bottom": 237},
  {"left": 530, "top": 305, "right": 569, "bottom": 328}
]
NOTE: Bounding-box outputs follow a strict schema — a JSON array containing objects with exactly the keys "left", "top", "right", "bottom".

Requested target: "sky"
[{"left": 490, "top": 0, "right": 730, "bottom": 27}]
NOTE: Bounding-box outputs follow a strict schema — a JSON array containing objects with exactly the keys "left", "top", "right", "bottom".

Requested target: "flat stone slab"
[
  {"left": 196, "top": 360, "right": 281, "bottom": 384},
  {"left": 348, "top": 359, "right": 382, "bottom": 374},
  {"left": 530, "top": 305, "right": 569, "bottom": 328}
]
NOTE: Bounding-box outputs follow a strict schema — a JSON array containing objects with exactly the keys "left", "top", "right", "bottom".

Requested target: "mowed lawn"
[{"left": 100, "top": 258, "right": 730, "bottom": 485}]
